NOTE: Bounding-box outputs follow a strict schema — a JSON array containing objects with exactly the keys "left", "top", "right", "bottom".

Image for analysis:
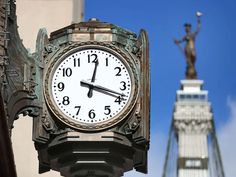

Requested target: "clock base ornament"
[
  {"left": 38, "top": 132, "right": 134, "bottom": 177},
  {"left": 33, "top": 19, "right": 150, "bottom": 177}
]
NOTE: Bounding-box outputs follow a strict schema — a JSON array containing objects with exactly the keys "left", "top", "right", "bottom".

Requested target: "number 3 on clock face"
[{"left": 45, "top": 45, "right": 138, "bottom": 130}]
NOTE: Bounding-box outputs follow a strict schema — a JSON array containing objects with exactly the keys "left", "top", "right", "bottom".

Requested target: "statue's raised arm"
[
  {"left": 174, "top": 12, "right": 203, "bottom": 79},
  {"left": 195, "top": 11, "right": 202, "bottom": 34}
]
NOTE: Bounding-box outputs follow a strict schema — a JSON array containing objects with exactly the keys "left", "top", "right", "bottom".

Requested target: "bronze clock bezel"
[{"left": 43, "top": 41, "right": 139, "bottom": 131}]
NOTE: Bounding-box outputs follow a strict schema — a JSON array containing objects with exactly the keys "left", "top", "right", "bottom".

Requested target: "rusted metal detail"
[
  {"left": 0, "top": 1, "right": 45, "bottom": 174},
  {"left": 7, "top": 90, "right": 37, "bottom": 125},
  {"left": 32, "top": 28, "right": 57, "bottom": 144},
  {"left": 35, "top": 28, "right": 50, "bottom": 63},
  {"left": 0, "top": 0, "right": 17, "bottom": 176},
  {"left": 1, "top": 0, "right": 41, "bottom": 130},
  {"left": 0, "top": 93, "right": 17, "bottom": 177},
  {"left": 49, "top": 19, "right": 138, "bottom": 54},
  {"left": 41, "top": 111, "right": 54, "bottom": 132},
  {"left": 123, "top": 111, "right": 141, "bottom": 134},
  {"left": 131, "top": 29, "right": 150, "bottom": 173}
]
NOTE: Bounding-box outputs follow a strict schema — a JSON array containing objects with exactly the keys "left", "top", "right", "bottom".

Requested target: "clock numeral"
[
  {"left": 74, "top": 106, "right": 81, "bottom": 115},
  {"left": 62, "top": 96, "right": 70, "bottom": 105},
  {"left": 104, "top": 106, "right": 111, "bottom": 115},
  {"left": 62, "top": 68, "right": 72, "bottom": 77},
  {"left": 73, "top": 58, "right": 80, "bottom": 67},
  {"left": 114, "top": 67, "right": 122, "bottom": 76},
  {"left": 106, "top": 58, "right": 109, "bottom": 66},
  {"left": 120, "top": 81, "right": 127, "bottom": 91},
  {"left": 88, "top": 54, "right": 98, "bottom": 63},
  {"left": 88, "top": 109, "right": 96, "bottom": 119},
  {"left": 57, "top": 82, "right": 65, "bottom": 91},
  {"left": 114, "top": 96, "right": 122, "bottom": 105}
]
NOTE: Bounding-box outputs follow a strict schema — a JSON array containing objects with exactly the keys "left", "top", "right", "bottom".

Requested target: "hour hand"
[{"left": 80, "top": 80, "right": 127, "bottom": 97}]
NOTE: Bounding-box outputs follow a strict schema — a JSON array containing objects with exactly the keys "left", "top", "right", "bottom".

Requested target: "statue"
[{"left": 174, "top": 12, "right": 202, "bottom": 79}]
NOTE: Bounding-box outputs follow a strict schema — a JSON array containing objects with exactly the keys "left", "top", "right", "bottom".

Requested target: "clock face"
[{"left": 44, "top": 45, "right": 138, "bottom": 130}]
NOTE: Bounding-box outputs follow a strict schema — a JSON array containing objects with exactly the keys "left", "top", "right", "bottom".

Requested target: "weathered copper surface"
[
  {"left": 33, "top": 19, "right": 150, "bottom": 177},
  {"left": 0, "top": 1, "right": 20, "bottom": 176},
  {"left": 174, "top": 12, "right": 202, "bottom": 79},
  {"left": 0, "top": 93, "right": 17, "bottom": 177}
]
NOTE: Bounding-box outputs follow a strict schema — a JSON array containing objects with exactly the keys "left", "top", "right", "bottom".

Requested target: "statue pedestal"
[{"left": 174, "top": 79, "right": 212, "bottom": 177}]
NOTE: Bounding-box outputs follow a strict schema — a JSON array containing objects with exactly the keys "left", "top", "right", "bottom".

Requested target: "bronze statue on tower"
[{"left": 174, "top": 12, "right": 202, "bottom": 79}]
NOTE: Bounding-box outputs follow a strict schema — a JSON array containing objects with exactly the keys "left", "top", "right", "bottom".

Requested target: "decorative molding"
[{"left": 174, "top": 119, "right": 212, "bottom": 134}]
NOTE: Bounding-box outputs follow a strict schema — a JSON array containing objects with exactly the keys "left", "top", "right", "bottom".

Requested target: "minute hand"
[
  {"left": 87, "top": 60, "right": 99, "bottom": 98},
  {"left": 81, "top": 80, "right": 126, "bottom": 97}
]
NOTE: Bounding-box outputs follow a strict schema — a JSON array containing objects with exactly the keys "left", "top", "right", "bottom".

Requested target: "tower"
[
  {"left": 175, "top": 80, "right": 212, "bottom": 177},
  {"left": 162, "top": 80, "right": 225, "bottom": 177},
  {"left": 162, "top": 13, "right": 225, "bottom": 177}
]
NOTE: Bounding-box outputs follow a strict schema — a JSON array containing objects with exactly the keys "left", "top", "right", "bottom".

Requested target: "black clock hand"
[
  {"left": 94, "top": 84, "right": 127, "bottom": 97},
  {"left": 87, "top": 59, "right": 99, "bottom": 98},
  {"left": 81, "top": 80, "right": 127, "bottom": 97}
]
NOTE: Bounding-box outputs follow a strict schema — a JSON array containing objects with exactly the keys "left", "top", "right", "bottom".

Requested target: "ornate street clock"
[
  {"left": 44, "top": 43, "right": 138, "bottom": 131},
  {"left": 30, "top": 19, "right": 150, "bottom": 177}
]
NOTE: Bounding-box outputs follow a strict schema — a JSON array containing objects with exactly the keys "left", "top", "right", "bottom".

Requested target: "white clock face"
[{"left": 49, "top": 47, "right": 135, "bottom": 126}]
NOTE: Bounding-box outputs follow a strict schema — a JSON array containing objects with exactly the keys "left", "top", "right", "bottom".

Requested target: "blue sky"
[{"left": 85, "top": 1, "right": 236, "bottom": 176}]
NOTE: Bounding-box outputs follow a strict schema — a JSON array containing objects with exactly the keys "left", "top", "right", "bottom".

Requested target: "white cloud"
[
  {"left": 218, "top": 97, "right": 236, "bottom": 177},
  {"left": 125, "top": 132, "right": 167, "bottom": 177}
]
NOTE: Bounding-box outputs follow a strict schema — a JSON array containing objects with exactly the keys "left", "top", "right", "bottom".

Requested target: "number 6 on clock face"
[{"left": 44, "top": 44, "right": 138, "bottom": 131}]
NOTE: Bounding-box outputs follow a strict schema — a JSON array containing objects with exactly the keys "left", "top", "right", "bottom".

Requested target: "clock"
[{"left": 44, "top": 42, "right": 139, "bottom": 131}]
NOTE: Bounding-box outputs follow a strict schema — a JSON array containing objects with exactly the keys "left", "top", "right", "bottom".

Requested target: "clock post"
[{"left": 33, "top": 18, "right": 150, "bottom": 177}]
